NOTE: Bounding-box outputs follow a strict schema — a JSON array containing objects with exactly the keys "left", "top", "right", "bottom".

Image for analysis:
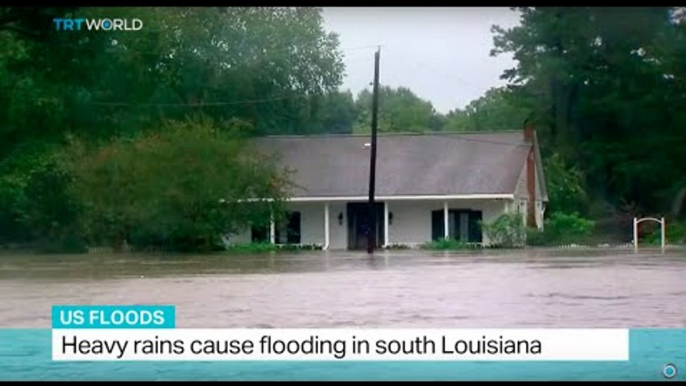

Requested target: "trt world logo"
[{"left": 53, "top": 18, "right": 144, "bottom": 31}]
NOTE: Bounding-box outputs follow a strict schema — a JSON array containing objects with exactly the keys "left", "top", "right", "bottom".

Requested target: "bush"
[
  {"left": 420, "top": 239, "right": 480, "bottom": 250},
  {"left": 275, "top": 243, "right": 323, "bottom": 251},
  {"left": 224, "top": 243, "right": 324, "bottom": 254},
  {"left": 225, "top": 242, "right": 278, "bottom": 254},
  {"left": 544, "top": 212, "right": 595, "bottom": 244},
  {"left": 525, "top": 228, "right": 548, "bottom": 246},
  {"left": 645, "top": 220, "right": 686, "bottom": 245},
  {"left": 35, "top": 232, "right": 88, "bottom": 254},
  {"left": 385, "top": 243, "right": 412, "bottom": 250},
  {"left": 525, "top": 212, "right": 595, "bottom": 246},
  {"left": 481, "top": 213, "right": 526, "bottom": 248},
  {"left": 60, "top": 119, "right": 292, "bottom": 253}
]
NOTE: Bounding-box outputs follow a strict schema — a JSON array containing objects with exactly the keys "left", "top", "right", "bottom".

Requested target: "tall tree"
[
  {"left": 444, "top": 87, "right": 530, "bottom": 131},
  {"left": 0, "top": 7, "right": 346, "bottom": 245},
  {"left": 354, "top": 86, "right": 441, "bottom": 133},
  {"left": 491, "top": 7, "right": 686, "bottom": 216}
]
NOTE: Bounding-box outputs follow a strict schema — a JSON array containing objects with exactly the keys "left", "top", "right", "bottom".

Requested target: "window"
[
  {"left": 251, "top": 212, "right": 301, "bottom": 244},
  {"left": 276, "top": 212, "right": 301, "bottom": 244},
  {"left": 431, "top": 209, "right": 483, "bottom": 243},
  {"left": 251, "top": 225, "right": 269, "bottom": 243}
]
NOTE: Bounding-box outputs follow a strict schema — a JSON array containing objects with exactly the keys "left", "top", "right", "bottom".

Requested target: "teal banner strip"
[
  {"left": 0, "top": 329, "right": 684, "bottom": 381},
  {"left": 51, "top": 305, "right": 175, "bottom": 329}
]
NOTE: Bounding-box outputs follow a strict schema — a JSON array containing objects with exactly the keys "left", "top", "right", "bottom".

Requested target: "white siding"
[
  {"left": 224, "top": 202, "right": 341, "bottom": 248},
  {"left": 226, "top": 227, "right": 251, "bottom": 244},
  {"left": 386, "top": 199, "right": 509, "bottom": 247},
  {"left": 226, "top": 199, "right": 514, "bottom": 249},
  {"left": 386, "top": 201, "right": 436, "bottom": 245},
  {"left": 288, "top": 203, "right": 324, "bottom": 245}
]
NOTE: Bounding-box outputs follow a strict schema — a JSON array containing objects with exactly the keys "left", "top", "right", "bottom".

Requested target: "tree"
[
  {"left": 0, "top": 7, "right": 345, "bottom": 246},
  {"left": 353, "top": 86, "right": 441, "bottom": 133},
  {"left": 444, "top": 87, "right": 530, "bottom": 131},
  {"left": 60, "top": 119, "right": 292, "bottom": 252},
  {"left": 491, "top": 7, "right": 686, "bottom": 216}
]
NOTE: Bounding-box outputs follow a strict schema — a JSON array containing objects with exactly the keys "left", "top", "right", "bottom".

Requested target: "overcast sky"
[{"left": 322, "top": 7, "right": 522, "bottom": 114}]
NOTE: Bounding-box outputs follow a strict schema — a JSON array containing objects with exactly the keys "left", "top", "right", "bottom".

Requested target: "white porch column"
[
  {"left": 443, "top": 201, "right": 449, "bottom": 239},
  {"left": 384, "top": 202, "right": 390, "bottom": 248},
  {"left": 324, "top": 202, "right": 330, "bottom": 250},
  {"left": 633, "top": 217, "right": 638, "bottom": 253},
  {"left": 661, "top": 217, "right": 666, "bottom": 253},
  {"left": 269, "top": 216, "right": 276, "bottom": 244}
]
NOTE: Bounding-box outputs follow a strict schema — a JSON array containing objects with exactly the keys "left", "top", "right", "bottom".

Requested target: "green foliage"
[
  {"left": 354, "top": 86, "right": 440, "bottom": 133},
  {"left": 645, "top": 219, "right": 686, "bottom": 245},
  {"left": 444, "top": 87, "right": 530, "bottom": 131},
  {"left": 526, "top": 212, "right": 596, "bottom": 246},
  {"left": 225, "top": 242, "right": 277, "bottom": 254},
  {"left": 545, "top": 212, "right": 595, "bottom": 243},
  {"left": 224, "top": 242, "right": 323, "bottom": 253},
  {"left": 491, "top": 7, "right": 686, "bottom": 215},
  {"left": 310, "top": 90, "right": 357, "bottom": 134},
  {"left": 275, "top": 243, "right": 324, "bottom": 251},
  {"left": 544, "top": 153, "right": 589, "bottom": 215},
  {"left": 421, "top": 239, "right": 481, "bottom": 250},
  {"left": 60, "top": 119, "right": 291, "bottom": 252},
  {"left": 481, "top": 213, "right": 526, "bottom": 248},
  {"left": 0, "top": 7, "right": 346, "bottom": 249}
]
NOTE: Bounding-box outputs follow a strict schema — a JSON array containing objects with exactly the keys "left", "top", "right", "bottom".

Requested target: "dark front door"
[{"left": 347, "top": 202, "right": 385, "bottom": 250}]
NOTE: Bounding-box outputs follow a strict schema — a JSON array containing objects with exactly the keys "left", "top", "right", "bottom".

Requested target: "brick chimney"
[
  {"left": 524, "top": 124, "right": 534, "bottom": 143},
  {"left": 525, "top": 125, "right": 537, "bottom": 228}
]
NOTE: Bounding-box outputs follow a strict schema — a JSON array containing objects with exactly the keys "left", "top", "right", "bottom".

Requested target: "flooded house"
[{"left": 228, "top": 126, "right": 547, "bottom": 249}]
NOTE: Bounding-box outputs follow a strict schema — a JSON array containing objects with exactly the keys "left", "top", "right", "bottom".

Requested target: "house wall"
[
  {"left": 226, "top": 199, "right": 511, "bottom": 249},
  {"left": 513, "top": 156, "right": 545, "bottom": 230},
  {"left": 386, "top": 199, "right": 509, "bottom": 247},
  {"left": 223, "top": 202, "right": 346, "bottom": 249}
]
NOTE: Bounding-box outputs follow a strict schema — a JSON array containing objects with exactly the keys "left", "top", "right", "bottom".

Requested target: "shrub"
[
  {"left": 645, "top": 220, "right": 686, "bottom": 245},
  {"left": 60, "top": 119, "right": 292, "bottom": 253},
  {"left": 420, "top": 239, "right": 480, "bottom": 250},
  {"left": 225, "top": 242, "right": 277, "bottom": 254},
  {"left": 224, "top": 243, "right": 324, "bottom": 254},
  {"left": 544, "top": 212, "right": 595, "bottom": 244},
  {"left": 481, "top": 213, "right": 526, "bottom": 248},
  {"left": 275, "top": 243, "right": 323, "bottom": 251},
  {"left": 385, "top": 243, "right": 412, "bottom": 250},
  {"left": 525, "top": 228, "right": 548, "bottom": 246},
  {"left": 524, "top": 212, "right": 596, "bottom": 246}
]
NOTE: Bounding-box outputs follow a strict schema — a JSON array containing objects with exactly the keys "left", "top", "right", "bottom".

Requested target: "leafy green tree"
[
  {"left": 60, "top": 119, "right": 291, "bottom": 252},
  {"left": 0, "top": 7, "right": 345, "bottom": 246},
  {"left": 444, "top": 87, "right": 530, "bottom": 131},
  {"left": 354, "top": 86, "right": 441, "bottom": 133},
  {"left": 491, "top": 7, "right": 686, "bottom": 216}
]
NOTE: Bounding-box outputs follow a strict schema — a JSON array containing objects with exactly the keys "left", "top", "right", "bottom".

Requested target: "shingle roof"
[{"left": 253, "top": 131, "right": 546, "bottom": 199}]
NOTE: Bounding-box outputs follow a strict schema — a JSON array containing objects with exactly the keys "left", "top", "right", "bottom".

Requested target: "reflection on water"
[{"left": 0, "top": 248, "right": 685, "bottom": 328}]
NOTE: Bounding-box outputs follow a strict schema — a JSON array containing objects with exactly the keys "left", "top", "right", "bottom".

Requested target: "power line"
[
  {"left": 25, "top": 39, "right": 384, "bottom": 56},
  {"left": 0, "top": 90, "right": 332, "bottom": 108}
]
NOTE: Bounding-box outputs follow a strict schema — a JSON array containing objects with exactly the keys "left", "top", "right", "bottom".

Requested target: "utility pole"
[{"left": 367, "top": 47, "right": 380, "bottom": 254}]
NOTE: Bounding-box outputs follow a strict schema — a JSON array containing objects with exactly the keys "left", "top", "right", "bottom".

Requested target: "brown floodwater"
[{"left": 0, "top": 248, "right": 685, "bottom": 328}]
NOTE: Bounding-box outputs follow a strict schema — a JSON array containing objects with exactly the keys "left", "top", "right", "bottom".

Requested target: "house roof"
[{"left": 253, "top": 131, "right": 548, "bottom": 201}]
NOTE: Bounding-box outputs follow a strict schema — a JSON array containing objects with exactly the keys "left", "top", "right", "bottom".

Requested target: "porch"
[{"left": 227, "top": 197, "right": 512, "bottom": 250}]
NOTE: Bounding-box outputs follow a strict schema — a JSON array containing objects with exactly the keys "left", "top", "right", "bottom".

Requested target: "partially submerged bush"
[
  {"left": 525, "top": 212, "right": 595, "bottom": 246},
  {"left": 421, "top": 239, "right": 480, "bottom": 250},
  {"left": 481, "top": 213, "right": 526, "bottom": 248},
  {"left": 60, "top": 119, "right": 292, "bottom": 253},
  {"left": 645, "top": 219, "right": 686, "bottom": 245},
  {"left": 225, "top": 243, "right": 323, "bottom": 253}
]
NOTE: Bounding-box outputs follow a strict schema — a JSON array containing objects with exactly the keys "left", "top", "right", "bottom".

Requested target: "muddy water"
[{"left": 0, "top": 248, "right": 685, "bottom": 328}]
